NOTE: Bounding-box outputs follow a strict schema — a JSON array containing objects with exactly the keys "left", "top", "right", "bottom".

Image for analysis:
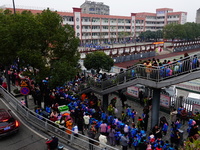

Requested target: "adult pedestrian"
[
  {"left": 188, "top": 124, "right": 199, "bottom": 137},
  {"left": 170, "top": 108, "right": 177, "bottom": 123},
  {"left": 139, "top": 90, "right": 144, "bottom": 106},
  {"left": 120, "top": 133, "right": 129, "bottom": 150},
  {"left": 120, "top": 93, "right": 127, "bottom": 108},
  {"left": 110, "top": 97, "right": 117, "bottom": 107},
  {"left": 88, "top": 123, "right": 97, "bottom": 150},
  {"left": 143, "top": 113, "right": 149, "bottom": 131},
  {"left": 98, "top": 133, "right": 107, "bottom": 150},
  {"left": 77, "top": 117, "right": 85, "bottom": 135},
  {"left": 180, "top": 108, "right": 187, "bottom": 125},
  {"left": 66, "top": 118, "right": 73, "bottom": 141},
  {"left": 83, "top": 113, "right": 90, "bottom": 130},
  {"left": 107, "top": 125, "right": 116, "bottom": 146},
  {"left": 99, "top": 121, "right": 108, "bottom": 135}
]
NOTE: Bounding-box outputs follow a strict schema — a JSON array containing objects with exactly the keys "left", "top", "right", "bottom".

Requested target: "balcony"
[
  {"left": 82, "top": 29, "right": 91, "bottom": 32},
  {"left": 145, "top": 18, "right": 157, "bottom": 21},
  {"left": 118, "top": 22, "right": 125, "bottom": 26},
  {"left": 101, "top": 22, "right": 109, "bottom": 25},
  {"left": 167, "top": 18, "right": 180, "bottom": 21},
  {"left": 82, "top": 22, "right": 91, "bottom": 25},
  {"left": 91, "top": 22, "right": 101, "bottom": 25},
  {"left": 110, "top": 22, "right": 117, "bottom": 26},
  {"left": 63, "top": 20, "right": 74, "bottom": 25},
  {"left": 91, "top": 29, "right": 101, "bottom": 32},
  {"left": 101, "top": 29, "right": 109, "bottom": 32}
]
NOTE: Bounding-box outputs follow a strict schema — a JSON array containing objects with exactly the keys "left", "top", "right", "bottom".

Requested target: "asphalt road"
[{"left": 0, "top": 98, "right": 47, "bottom": 150}]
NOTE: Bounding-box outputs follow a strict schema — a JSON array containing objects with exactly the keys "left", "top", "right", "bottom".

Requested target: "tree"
[
  {"left": 0, "top": 9, "right": 19, "bottom": 91},
  {"left": 0, "top": 9, "right": 80, "bottom": 89},
  {"left": 183, "top": 23, "right": 199, "bottom": 40},
  {"left": 163, "top": 23, "right": 200, "bottom": 41},
  {"left": 163, "top": 23, "right": 178, "bottom": 41},
  {"left": 84, "top": 51, "right": 114, "bottom": 74},
  {"left": 118, "top": 31, "right": 130, "bottom": 46}
]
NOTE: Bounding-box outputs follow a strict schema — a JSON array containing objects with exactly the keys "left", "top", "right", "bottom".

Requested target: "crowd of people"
[
  {"left": 0, "top": 51, "right": 200, "bottom": 150},
  {"left": 125, "top": 52, "right": 200, "bottom": 80},
  {"left": 23, "top": 72, "right": 198, "bottom": 150}
]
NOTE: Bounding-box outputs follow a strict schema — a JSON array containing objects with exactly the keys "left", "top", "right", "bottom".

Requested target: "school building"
[{"left": 1, "top": 5, "right": 187, "bottom": 45}]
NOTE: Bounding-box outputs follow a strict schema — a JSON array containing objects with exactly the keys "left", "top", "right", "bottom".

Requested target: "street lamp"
[
  {"left": 84, "top": 30, "right": 87, "bottom": 51},
  {"left": 12, "top": 0, "right": 16, "bottom": 14},
  {"left": 111, "top": 27, "right": 114, "bottom": 48}
]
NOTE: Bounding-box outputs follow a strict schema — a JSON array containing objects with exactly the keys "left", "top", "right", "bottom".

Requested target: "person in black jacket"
[
  {"left": 188, "top": 124, "right": 199, "bottom": 137},
  {"left": 46, "top": 136, "right": 58, "bottom": 150}
]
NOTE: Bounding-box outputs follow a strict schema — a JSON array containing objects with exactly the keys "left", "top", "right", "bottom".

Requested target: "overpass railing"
[
  {"left": 80, "top": 52, "right": 200, "bottom": 91},
  {"left": 0, "top": 87, "right": 118, "bottom": 150}
]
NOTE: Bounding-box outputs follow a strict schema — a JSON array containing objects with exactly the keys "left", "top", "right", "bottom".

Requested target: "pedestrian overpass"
[{"left": 80, "top": 52, "right": 200, "bottom": 95}]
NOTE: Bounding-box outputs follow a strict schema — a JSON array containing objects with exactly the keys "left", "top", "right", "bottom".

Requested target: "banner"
[
  {"left": 160, "top": 94, "right": 170, "bottom": 108},
  {"left": 193, "top": 104, "right": 200, "bottom": 114},
  {"left": 127, "top": 86, "right": 139, "bottom": 98}
]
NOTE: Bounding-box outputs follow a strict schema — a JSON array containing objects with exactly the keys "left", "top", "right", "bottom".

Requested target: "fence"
[{"left": 0, "top": 86, "right": 118, "bottom": 150}]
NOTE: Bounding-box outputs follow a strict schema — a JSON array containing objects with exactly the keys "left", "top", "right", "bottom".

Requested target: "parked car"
[{"left": 0, "top": 109, "right": 19, "bottom": 137}]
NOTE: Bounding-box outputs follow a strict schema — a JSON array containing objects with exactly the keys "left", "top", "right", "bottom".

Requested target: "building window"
[{"left": 89, "top": 8, "right": 95, "bottom": 11}]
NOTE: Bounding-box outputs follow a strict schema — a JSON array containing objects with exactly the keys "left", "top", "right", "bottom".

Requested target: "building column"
[
  {"left": 103, "top": 94, "right": 109, "bottom": 112},
  {"left": 151, "top": 88, "right": 161, "bottom": 128}
]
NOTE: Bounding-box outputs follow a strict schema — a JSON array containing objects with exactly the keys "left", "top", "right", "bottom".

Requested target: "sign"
[
  {"left": 20, "top": 87, "right": 30, "bottom": 95},
  {"left": 160, "top": 94, "right": 170, "bottom": 108},
  {"left": 127, "top": 86, "right": 139, "bottom": 98},
  {"left": 193, "top": 104, "right": 200, "bottom": 114},
  {"left": 20, "top": 81, "right": 28, "bottom": 87},
  {"left": 153, "top": 41, "right": 164, "bottom": 45}
]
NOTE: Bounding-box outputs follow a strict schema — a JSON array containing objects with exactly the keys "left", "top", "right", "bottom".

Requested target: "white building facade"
[{"left": 3, "top": 6, "right": 187, "bottom": 44}]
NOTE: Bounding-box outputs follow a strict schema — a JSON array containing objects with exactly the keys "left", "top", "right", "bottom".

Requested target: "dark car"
[{"left": 0, "top": 109, "right": 19, "bottom": 137}]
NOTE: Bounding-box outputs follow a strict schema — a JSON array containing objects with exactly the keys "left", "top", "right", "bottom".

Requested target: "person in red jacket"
[{"left": 2, "top": 82, "right": 7, "bottom": 90}]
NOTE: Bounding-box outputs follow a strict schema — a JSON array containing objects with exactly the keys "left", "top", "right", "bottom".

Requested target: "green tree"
[
  {"left": 183, "top": 23, "right": 199, "bottom": 40},
  {"left": 84, "top": 51, "right": 114, "bottom": 74},
  {"left": 163, "top": 23, "right": 178, "bottom": 41},
  {"left": 118, "top": 31, "right": 130, "bottom": 46},
  {"left": 0, "top": 9, "right": 19, "bottom": 91},
  {"left": 0, "top": 9, "right": 80, "bottom": 89}
]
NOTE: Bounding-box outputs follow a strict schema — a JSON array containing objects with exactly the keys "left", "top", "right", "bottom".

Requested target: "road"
[{"left": 0, "top": 98, "right": 47, "bottom": 150}]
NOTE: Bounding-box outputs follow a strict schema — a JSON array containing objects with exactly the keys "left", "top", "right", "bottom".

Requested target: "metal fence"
[
  {"left": 0, "top": 86, "right": 118, "bottom": 150},
  {"left": 170, "top": 95, "right": 199, "bottom": 113}
]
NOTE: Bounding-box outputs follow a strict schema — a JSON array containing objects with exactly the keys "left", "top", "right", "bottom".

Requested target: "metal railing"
[
  {"left": 80, "top": 52, "right": 200, "bottom": 91},
  {"left": 0, "top": 87, "right": 118, "bottom": 150}
]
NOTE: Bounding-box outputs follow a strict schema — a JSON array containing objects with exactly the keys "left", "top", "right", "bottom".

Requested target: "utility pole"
[{"left": 12, "top": 0, "right": 16, "bottom": 14}]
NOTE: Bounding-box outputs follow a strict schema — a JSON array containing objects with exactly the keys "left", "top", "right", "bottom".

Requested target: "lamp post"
[
  {"left": 111, "top": 27, "right": 114, "bottom": 48},
  {"left": 84, "top": 30, "right": 87, "bottom": 51},
  {"left": 12, "top": 0, "right": 16, "bottom": 14}
]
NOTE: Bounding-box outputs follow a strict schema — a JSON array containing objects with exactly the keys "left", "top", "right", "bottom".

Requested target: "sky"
[{"left": 0, "top": 0, "right": 199, "bottom": 22}]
